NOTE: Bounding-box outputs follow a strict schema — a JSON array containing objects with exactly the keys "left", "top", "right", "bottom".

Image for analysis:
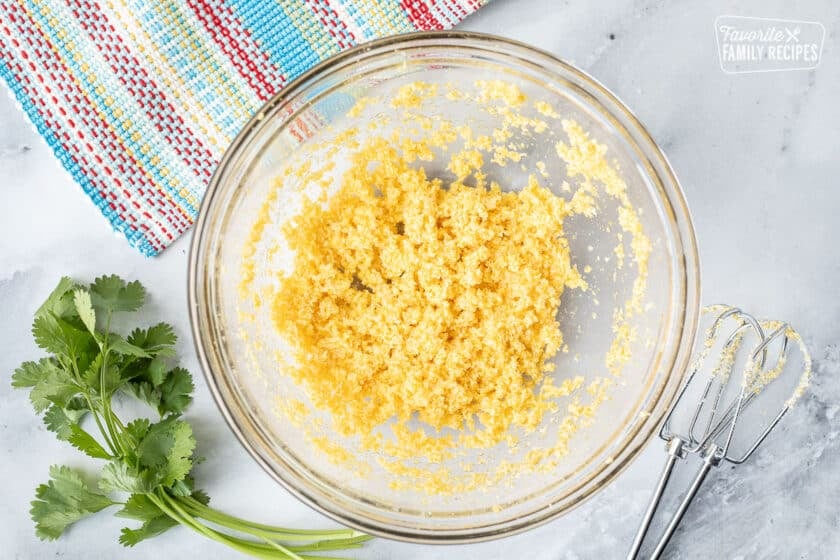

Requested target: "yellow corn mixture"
[
  {"left": 272, "top": 140, "right": 587, "bottom": 452},
  {"left": 239, "top": 80, "right": 651, "bottom": 495}
]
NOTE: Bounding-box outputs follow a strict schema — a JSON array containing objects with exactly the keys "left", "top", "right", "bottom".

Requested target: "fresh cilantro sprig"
[{"left": 13, "top": 275, "right": 370, "bottom": 558}]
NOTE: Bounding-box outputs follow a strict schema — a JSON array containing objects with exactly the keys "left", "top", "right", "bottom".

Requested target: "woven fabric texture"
[{"left": 0, "top": 0, "right": 488, "bottom": 255}]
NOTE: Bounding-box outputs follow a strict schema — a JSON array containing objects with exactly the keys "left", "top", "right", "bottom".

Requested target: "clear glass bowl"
[{"left": 188, "top": 32, "right": 700, "bottom": 543}]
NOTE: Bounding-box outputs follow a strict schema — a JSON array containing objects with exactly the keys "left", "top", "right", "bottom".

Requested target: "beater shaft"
[
  {"left": 648, "top": 444, "right": 718, "bottom": 560},
  {"left": 626, "top": 438, "right": 683, "bottom": 559}
]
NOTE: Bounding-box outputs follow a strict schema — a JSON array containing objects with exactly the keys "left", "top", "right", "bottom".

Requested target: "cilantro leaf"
[
  {"left": 90, "top": 275, "right": 145, "bottom": 314},
  {"left": 119, "top": 515, "right": 178, "bottom": 547},
  {"left": 81, "top": 353, "right": 104, "bottom": 393},
  {"left": 67, "top": 424, "right": 111, "bottom": 459},
  {"left": 32, "top": 313, "right": 94, "bottom": 360},
  {"left": 128, "top": 323, "right": 177, "bottom": 357},
  {"left": 116, "top": 495, "right": 179, "bottom": 545},
  {"left": 191, "top": 488, "right": 210, "bottom": 506},
  {"left": 107, "top": 333, "right": 151, "bottom": 358},
  {"left": 158, "top": 368, "right": 194, "bottom": 416},
  {"left": 117, "top": 352, "right": 174, "bottom": 411},
  {"left": 35, "top": 277, "right": 81, "bottom": 320},
  {"left": 147, "top": 356, "right": 170, "bottom": 386},
  {"left": 121, "top": 359, "right": 181, "bottom": 413},
  {"left": 113, "top": 354, "right": 149, "bottom": 383},
  {"left": 73, "top": 349, "right": 97, "bottom": 383},
  {"left": 43, "top": 403, "right": 87, "bottom": 441},
  {"left": 13, "top": 358, "right": 61, "bottom": 389},
  {"left": 73, "top": 289, "right": 97, "bottom": 337},
  {"left": 136, "top": 416, "right": 196, "bottom": 488},
  {"left": 123, "top": 418, "right": 151, "bottom": 447},
  {"left": 29, "top": 368, "right": 81, "bottom": 413},
  {"left": 30, "top": 465, "right": 115, "bottom": 540},
  {"left": 99, "top": 461, "right": 154, "bottom": 494},
  {"left": 169, "top": 474, "right": 196, "bottom": 497},
  {"left": 117, "top": 494, "right": 164, "bottom": 522},
  {"left": 125, "top": 380, "right": 160, "bottom": 410}
]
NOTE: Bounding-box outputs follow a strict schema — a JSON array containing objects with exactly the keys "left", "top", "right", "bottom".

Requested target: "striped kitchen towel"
[{"left": 0, "top": 0, "right": 489, "bottom": 256}]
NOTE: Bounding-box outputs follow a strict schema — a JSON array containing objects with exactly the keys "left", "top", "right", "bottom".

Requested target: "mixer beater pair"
[{"left": 627, "top": 305, "right": 810, "bottom": 559}]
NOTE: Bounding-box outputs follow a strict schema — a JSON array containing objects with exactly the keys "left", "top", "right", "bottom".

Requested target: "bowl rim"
[{"left": 188, "top": 30, "right": 701, "bottom": 544}]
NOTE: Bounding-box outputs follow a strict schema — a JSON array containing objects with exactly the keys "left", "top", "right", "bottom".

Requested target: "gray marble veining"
[{"left": 2, "top": 0, "right": 838, "bottom": 558}]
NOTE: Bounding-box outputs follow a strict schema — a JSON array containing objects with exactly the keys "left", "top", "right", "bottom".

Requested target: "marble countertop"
[{"left": 2, "top": 0, "right": 838, "bottom": 558}]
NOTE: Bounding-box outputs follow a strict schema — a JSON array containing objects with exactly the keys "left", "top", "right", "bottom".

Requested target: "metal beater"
[{"left": 627, "top": 305, "right": 808, "bottom": 559}]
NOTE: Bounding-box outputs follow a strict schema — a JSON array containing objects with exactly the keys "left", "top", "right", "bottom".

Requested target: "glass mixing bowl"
[{"left": 188, "top": 32, "right": 700, "bottom": 543}]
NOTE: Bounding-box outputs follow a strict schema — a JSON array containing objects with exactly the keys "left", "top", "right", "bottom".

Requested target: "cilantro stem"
[
  {"left": 150, "top": 493, "right": 239, "bottom": 547},
  {"left": 65, "top": 351, "right": 119, "bottom": 457},
  {"left": 104, "top": 408, "right": 128, "bottom": 457},
  {"left": 159, "top": 492, "right": 362, "bottom": 560},
  {"left": 152, "top": 492, "right": 291, "bottom": 560},
  {"left": 82, "top": 393, "right": 118, "bottom": 456},
  {"left": 178, "top": 496, "right": 367, "bottom": 542},
  {"left": 99, "top": 313, "right": 130, "bottom": 459},
  {"left": 262, "top": 539, "right": 305, "bottom": 560}
]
